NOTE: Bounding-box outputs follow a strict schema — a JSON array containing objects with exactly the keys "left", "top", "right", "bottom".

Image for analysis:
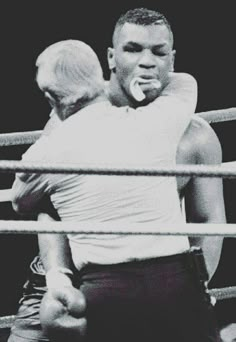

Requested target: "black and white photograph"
[{"left": 0, "top": 2, "right": 236, "bottom": 341}]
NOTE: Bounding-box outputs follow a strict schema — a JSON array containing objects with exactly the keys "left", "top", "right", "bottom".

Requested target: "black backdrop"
[{"left": 0, "top": 1, "right": 235, "bottom": 325}]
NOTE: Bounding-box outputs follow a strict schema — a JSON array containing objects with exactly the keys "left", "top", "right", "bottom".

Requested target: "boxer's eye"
[
  {"left": 123, "top": 43, "right": 142, "bottom": 53},
  {"left": 152, "top": 47, "right": 169, "bottom": 57}
]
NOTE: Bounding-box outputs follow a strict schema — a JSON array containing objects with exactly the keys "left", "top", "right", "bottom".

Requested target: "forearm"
[
  {"left": 163, "top": 73, "right": 197, "bottom": 133},
  {"left": 39, "top": 228, "right": 76, "bottom": 289},
  {"left": 144, "top": 72, "right": 197, "bottom": 142},
  {"left": 188, "top": 205, "right": 225, "bottom": 280},
  {"left": 38, "top": 233, "right": 73, "bottom": 272},
  {"left": 38, "top": 210, "right": 72, "bottom": 270},
  {"left": 189, "top": 236, "right": 223, "bottom": 281},
  {"left": 186, "top": 175, "right": 226, "bottom": 280},
  {"left": 39, "top": 215, "right": 87, "bottom": 339}
]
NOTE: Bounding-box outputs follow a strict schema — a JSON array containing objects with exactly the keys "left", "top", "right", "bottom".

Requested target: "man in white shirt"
[{"left": 9, "top": 8, "right": 223, "bottom": 342}]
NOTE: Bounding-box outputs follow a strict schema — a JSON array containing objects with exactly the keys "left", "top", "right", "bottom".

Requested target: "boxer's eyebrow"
[{"left": 123, "top": 41, "right": 169, "bottom": 50}]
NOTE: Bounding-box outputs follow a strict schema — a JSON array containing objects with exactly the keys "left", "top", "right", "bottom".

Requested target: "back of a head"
[
  {"left": 36, "top": 40, "right": 104, "bottom": 112},
  {"left": 112, "top": 8, "right": 173, "bottom": 46}
]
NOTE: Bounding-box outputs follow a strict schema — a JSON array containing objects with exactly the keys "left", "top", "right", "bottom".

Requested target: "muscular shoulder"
[{"left": 177, "top": 115, "right": 222, "bottom": 165}]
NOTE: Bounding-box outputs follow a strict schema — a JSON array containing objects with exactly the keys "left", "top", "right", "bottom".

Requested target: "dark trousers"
[{"left": 8, "top": 254, "right": 220, "bottom": 342}]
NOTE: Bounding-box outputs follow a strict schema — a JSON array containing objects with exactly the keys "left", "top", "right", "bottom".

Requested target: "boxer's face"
[{"left": 108, "top": 23, "right": 175, "bottom": 105}]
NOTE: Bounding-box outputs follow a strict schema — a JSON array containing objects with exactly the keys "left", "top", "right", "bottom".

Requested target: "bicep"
[
  {"left": 185, "top": 177, "right": 226, "bottom": 223},
  {"left": 185, "top": 129, "right": 226, "bottom": 223}
]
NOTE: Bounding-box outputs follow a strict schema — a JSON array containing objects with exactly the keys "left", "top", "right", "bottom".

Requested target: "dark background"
[{"left": 0, "top": 0, "right": 235, "bottom": 327}]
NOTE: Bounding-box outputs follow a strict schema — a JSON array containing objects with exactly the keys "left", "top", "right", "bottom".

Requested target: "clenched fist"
[{"left": 40, "top": 285, "right": 87, "bottom": 341}]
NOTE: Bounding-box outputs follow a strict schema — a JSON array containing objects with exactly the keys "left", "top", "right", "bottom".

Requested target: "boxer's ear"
[
  {"left": 107, "top": 47, "right": 116, "bottom": 71},
  {"left": 170, "top": 50, "right": 176, "bottom": 72}
]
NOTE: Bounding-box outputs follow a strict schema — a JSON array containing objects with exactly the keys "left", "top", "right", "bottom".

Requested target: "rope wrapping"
[
  {"left": 0, "top": 131, "right": 42, "bottom": 147},
  {"left": 0, "top": 189, "right": 12, "bottom": 202},
  {"left": 0, "top": 315, "right": 15, "bottom": 329},
  {"left": 209, "top": 286, "right": 236, "bottom": 301}
]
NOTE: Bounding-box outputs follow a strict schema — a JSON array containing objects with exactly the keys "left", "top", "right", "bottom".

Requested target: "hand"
[{"left": 40, "top": 285, "right": 87, "bottom": 341}]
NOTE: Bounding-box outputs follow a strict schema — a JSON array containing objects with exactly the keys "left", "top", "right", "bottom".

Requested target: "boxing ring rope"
[
  {"left": 0, "top": 108, "right": 236, "bottom": 329},
  {"left": 0, "top": 220, "right": 235, "bottom": 236},
  {"left": 0, "top": 160, "right": 236, "bottom": 178},
  {"left": 0, "top": 160, "right": 235, "bottom": 203},
  {"left": 0, "top": 130, "right": 42, "bottom": 147},
  {"left": 0, "top": 108, "right": 235, "bottom": 147},
  {"left": 0, "top": 315, "right": 15, "bottom": 329},
  {"left": 197, "top": 107, "right": 236, "bottom": 123},
  {"left": 1, "top": 285, "right": 236, "bottom": 329},
  {"left": 209, "top": 286, "right": 236, "bottom": 301}
]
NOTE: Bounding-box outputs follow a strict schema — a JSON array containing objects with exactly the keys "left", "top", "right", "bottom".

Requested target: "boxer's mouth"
[{"left": 130, "top": 77, "right": 161, "bottom": 102}]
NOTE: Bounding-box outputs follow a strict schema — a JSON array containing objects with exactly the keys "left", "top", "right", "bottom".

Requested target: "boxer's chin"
[
  {"left": 141, "top": 87, "right": 162, "bottom": 103},
  {"left": 139, "top": 79, "right": 162, "bottom": 93}
]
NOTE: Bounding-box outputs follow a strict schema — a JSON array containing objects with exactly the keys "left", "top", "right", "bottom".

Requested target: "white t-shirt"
[{"left": 12, "top": 73, "right": 197, "bottom": 270}]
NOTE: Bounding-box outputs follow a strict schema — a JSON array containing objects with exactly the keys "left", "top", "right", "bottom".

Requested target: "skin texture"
[
  {"left": 108, "top": 23, "right": 175, "bottom": 107},
  {"left": 40, "top": 285, "right": 87, "bottom": 342},
  {"left": 177, "top": 116, "right": 225, "bottom": 279}
]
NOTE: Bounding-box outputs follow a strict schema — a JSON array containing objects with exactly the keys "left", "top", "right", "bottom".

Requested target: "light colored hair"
[{"left": 36, "top": 40, "right": 104, "bottom": 110}]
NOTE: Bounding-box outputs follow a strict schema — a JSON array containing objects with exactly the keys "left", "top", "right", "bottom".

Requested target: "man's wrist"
[{"left": 46, "top": 267, "right": 74, "bottom": 288}]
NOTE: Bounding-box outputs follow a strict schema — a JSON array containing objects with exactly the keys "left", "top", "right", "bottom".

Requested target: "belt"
[{"left": 80, "top": 247, "right": 209, "bottom": 282}]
